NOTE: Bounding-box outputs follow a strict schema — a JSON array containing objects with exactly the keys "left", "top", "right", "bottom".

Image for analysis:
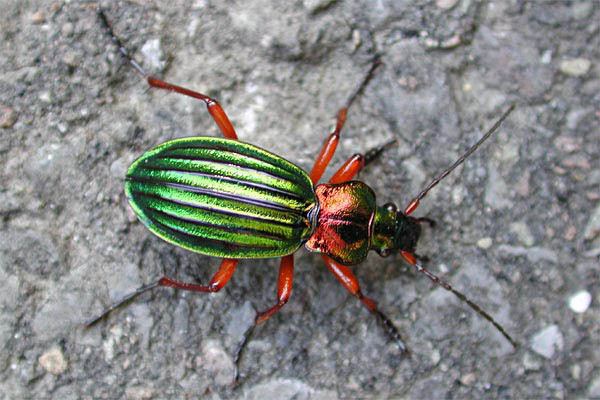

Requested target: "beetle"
[{"left": 90, "top": 9, "right": 518, "bottom": 352}]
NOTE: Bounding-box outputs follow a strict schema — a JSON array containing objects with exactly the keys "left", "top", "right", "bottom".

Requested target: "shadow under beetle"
[{"left": 90, "top": 9, "right": 518, "bottom": 353}]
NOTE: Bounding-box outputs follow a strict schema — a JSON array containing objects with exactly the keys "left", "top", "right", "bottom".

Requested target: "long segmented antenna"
[
  {"left": 404, "top": 104, "right": 515, "bottom": 215},
  {"left": 400, "top": 251, "right": 518, "bottom": 347}
]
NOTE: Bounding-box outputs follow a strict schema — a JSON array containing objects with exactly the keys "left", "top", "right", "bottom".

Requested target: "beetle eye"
[{"left": 384, "top": 202, "right": 397, "bottom": 213}]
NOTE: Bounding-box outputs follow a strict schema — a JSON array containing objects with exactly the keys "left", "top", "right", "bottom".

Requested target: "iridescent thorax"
[{"left": 305, "top": 181, "right": 421, "bottom": 265}]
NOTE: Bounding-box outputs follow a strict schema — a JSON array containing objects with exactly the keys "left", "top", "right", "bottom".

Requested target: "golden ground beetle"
[{"left": 89, "top": 9, "right": 518, "bottom": 353}]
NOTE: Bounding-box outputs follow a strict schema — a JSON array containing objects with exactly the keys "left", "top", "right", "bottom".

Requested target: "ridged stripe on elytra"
[{"left": 125, "top": 137, "right": 317, "bottom": 258}]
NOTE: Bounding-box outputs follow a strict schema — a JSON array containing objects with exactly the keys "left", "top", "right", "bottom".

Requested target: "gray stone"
[
  {"left": 497, "top": 245, "right": 558, "bottom": 263},
  {"left": 244, "top": 378, "right": 336, "bottom": 400},
  {"left": 200, "top": 340, "right": 235, "bottom": 387},
  {"left": 584, "top": 203, "right": 600, "bottom": 240},
  {"left": 224, "top": 300, "right": 255, "bottom": 351},
  {"left": 510, "top": 221, "right": 535, "bottom": 247},
  {"left": 485, "top": 164, "right": 513, "bottom": 209},
  {"left": 589, "top": 373, "right": 600, "bottom": 399},
  {"left": 140, "top": 38, "right": 165, "bottom": 73},
  {"left": 530, "top": 325, "right": 564, "bottom": 359},
  {"left": 1, "top": 1, "right": 598, "bottom": 399}
]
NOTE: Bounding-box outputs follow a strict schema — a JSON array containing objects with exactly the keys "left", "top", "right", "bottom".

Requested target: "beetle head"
[{"left": 371, "top": 203, "right": 421, "bottom": 257}]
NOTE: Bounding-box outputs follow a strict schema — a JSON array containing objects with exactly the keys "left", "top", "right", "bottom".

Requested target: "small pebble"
[
  {"left": 583, "top": 204, "right": 600, "bottom": 240},
  {"left": 559, "top": 58, "right": 591, "bottom": 77},
  {"left": 571, "top": 364, "right": 581, "bottom": 380},
  {"left": 141, "top": 39, "right": 165, "bottom": 72},
  {"left": 430, "top": 348, "right": 441, "bottom": 365},
  {"left": 61, "top": 22, "right": 74, "bottom": 36},
  {"left": 303, "top": 0, "right": 337, "bottom": 14},
  {"left": 477, "top": 237, "right": 493, "bottom": 249},
  {"left": 540, "top": 50, "right": 552, "bottom": 64},
  {"left": 510, "top": 222, "right": 535, "bottom": 247},
  {"left": 31, "top": 10, "right": 46, "bottom": 24},
  {"left": 62, "top": 51, "right": 80, "bottom": 68},
  {"left": 568, "top": 290, "right": 591, "bottom": 313},
  {"left": 39, "top": 91, "right": 52, "bottom": 103},
  {"left": 124, "top": 386, "right": 155, "bottom": 400},
  {"left": 352, "top": 29, "right": 361, "bottom": 50},
  {"left": 523, "top": 352, "right": 541, "bottom": 371},
  {"left": 436, "top": 0, "right": 458, "bottom": 10},
  {"left": 460, "top": 372, "right": 476, "bottom": 386},
  {"left": 0, "top": 105, "right": 17, "bottom": 128},
  {"left": 563, "top": 225, "right": 577, "bottom": 241},
  {"left": 39, "top": 347, "right": 68, "bottom": 375},
  {"left": 530, "top": 325, "right": 564, "bottom": 359}
]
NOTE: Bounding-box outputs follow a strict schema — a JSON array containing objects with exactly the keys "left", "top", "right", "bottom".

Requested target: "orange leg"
[
  {"left": 158, "top": 258, "right": 238, "bottom": 293},
  {"left": 98, "top": 10, "right": 237, "bottom": 139},
  {"left": 255, "top": 255, "right": 294, "bottom": 324},
  {"left": 322, "top": 255, "right": 408, "bottom": 353},
  {"left": 308, "top": 58, "right": 383, "bottom": 184},
  {"left": 309, "top": 109, "right": 347, "bottom": 184},
  {"left": 86, "top": 258, "right": 238, "bottom": 326},
  {"left": 146, "top": 77, "right": 237, "bottom": 139}
]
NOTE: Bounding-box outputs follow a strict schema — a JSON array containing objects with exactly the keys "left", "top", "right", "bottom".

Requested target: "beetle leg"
[
  {"left": 322, "top": 255, "right": 408, "bottom": 353},
  {"left": 86, "top": 258, "right": 238, "bottom": 326},
  {"left": 158, "top": 258, "right": 238, "bottom": 293},
  {"left": 309, "top": 109, "right": 346, "bottom": 184},
  {"left": 98, "top": 9, "right": 237, "bottom": 139},
  {"left": 329, "top": 139, "right": 397, "bottom": 183},
  {"left": 255, "top": 255, "right": 294, "bottom": 324},
  {"left": 309, "top": 59, "right": 382, "bottom": 184},
  {"left": 146, "top": 78, "right": 238, "bottom": 139}
]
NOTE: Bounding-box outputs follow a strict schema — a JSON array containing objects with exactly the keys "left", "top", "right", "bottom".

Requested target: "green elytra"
[
  {"left": 125, "top": 137, "right": 317, "bottom": 258},
  {"left": 93, "top": 9, "right": 519, "bottom": 352}
]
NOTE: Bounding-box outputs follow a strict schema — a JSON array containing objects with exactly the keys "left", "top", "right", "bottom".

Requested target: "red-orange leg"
[
  {"left": 255, "top": 255, "right": 294, "bottom": 324},
  {"left": 309, "top": 108, "right": 347, "bottom": 184},
  {"left": 308, "top": 58, "right": 383, "bottom": 184},
  {"left": 86, "top": 258, "right": 238, "bottom": 326},
  {"left": 98, "top": 10, "right": 237, "bottom": 140},
  {"left": 329, "top": 154, "right": 364, "bottom": 184},
  {"left": 158, "top": 258, "right": 238, "bottom": 293},
  {"left": 322, "top": 255, "right": 408, "bottom": 353},
  {"left": 146, "top": 77, "right": 237, "bottom": 139}
]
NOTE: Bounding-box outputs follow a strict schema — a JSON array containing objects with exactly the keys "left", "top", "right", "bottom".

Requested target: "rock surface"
[{"left": 0, "top": 0, "right": 598, "bottom": 398}]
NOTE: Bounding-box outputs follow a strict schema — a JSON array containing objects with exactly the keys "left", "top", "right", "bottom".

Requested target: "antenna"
[
  {"left": 404, "top": 104, "right": 515, "bottom": 215},
  {"left": 400, "top": 251, "right": 518, "bottom": 347}
]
